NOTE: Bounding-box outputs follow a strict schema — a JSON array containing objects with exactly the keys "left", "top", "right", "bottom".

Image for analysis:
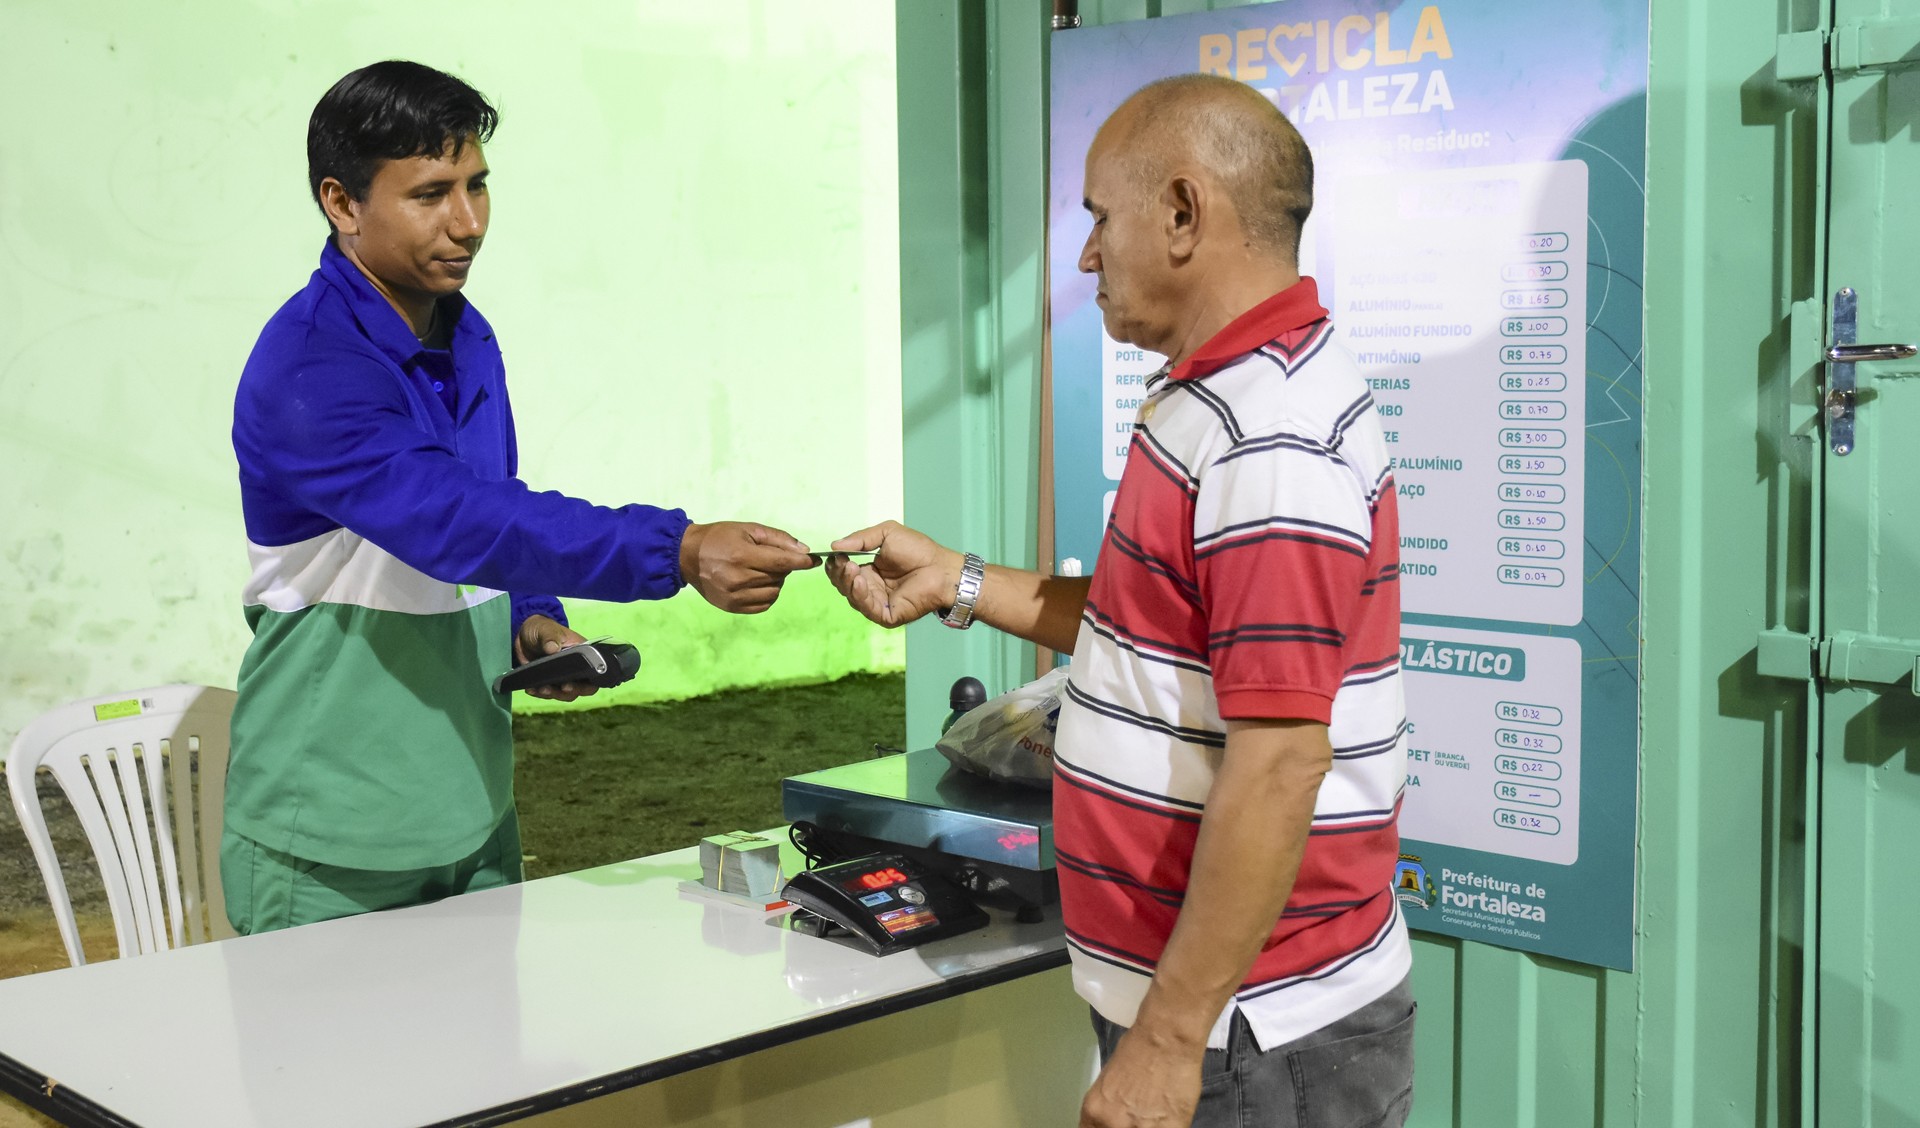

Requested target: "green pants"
[{"left": 221, "top": 809, "right": 523, "bottom": 935}]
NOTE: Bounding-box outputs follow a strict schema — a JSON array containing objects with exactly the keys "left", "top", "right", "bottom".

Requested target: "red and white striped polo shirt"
[{"left": 1056, "top": 277, "right": 1409, "bottom": 1051}]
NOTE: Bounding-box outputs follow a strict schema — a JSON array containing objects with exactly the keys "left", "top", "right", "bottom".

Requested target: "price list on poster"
[
  {"left": 1331, "top": 160, "right": 1589, "bottom": 628},
  {"left": 1399, "top": 627, "right": 1583, "bottom": 864}
]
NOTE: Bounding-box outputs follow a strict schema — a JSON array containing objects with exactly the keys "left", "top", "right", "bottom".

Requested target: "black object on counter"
[{"left": 941, "top": 676, "right": 988, "bottom": 735}]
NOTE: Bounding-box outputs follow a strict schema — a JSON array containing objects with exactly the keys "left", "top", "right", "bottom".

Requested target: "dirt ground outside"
[{"left": 0, "top": 673, "right": 906, "bottom": 1127}]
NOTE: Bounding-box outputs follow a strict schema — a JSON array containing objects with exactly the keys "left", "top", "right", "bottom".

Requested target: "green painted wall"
[
  {"left": 0, "top": 0, "right": 903, "bottom": 742},
  {"left": 896, "top": 1, "right": 1049, "bottom": 745}
]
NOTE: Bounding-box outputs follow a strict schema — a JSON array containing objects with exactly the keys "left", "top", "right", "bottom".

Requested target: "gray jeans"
[{"left": 1091, "top": 976, "right": 1415, "bottom": 1128}]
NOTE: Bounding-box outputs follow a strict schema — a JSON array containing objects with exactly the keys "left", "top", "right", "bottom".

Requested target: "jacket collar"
[{"left": 318, "top": 239, "right": 476, "bottom": 367}]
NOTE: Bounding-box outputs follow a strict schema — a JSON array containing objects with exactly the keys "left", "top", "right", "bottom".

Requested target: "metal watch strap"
[{"left": 940, "top": 553, "right": 987, "bottom": 630}]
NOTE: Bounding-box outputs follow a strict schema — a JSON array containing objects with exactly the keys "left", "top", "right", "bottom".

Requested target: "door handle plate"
[
  {"left": 1829, "top": 288, "right": 1860, "bottom": 456},
  {"left": 1826, "top": 289, "right": 1919, "bottom": 456}
]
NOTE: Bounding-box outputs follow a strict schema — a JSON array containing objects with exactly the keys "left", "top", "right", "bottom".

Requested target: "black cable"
[{"left": 787, "top": 820, "right": 870, "bottom": 869}]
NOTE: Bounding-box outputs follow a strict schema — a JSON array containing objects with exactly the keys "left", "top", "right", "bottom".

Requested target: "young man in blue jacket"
[{"left": 225, "top": 60, "right": 815, "bottom": 933}]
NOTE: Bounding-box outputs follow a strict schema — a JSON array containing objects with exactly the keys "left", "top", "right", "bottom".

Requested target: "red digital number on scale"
[{"left": 858, "top": 867, "right": 909, "bottom": 890}]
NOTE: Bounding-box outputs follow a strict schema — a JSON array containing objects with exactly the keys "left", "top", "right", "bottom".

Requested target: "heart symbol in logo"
[{"left": 1270, "top": 23, "right": 1312, "bottom": 77}]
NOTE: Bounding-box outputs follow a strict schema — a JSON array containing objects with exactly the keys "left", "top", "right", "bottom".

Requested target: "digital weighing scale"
[{"left": 780, "top": 747, "right": 1057, "bottom": 955}]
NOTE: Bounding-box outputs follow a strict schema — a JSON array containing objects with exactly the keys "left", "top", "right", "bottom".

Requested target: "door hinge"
[
  {"left": 1757, "top": 629, "right": 1920, "bottom": 691},
  {"left": 1776, "top": 30, "right": 1828, "bottom": 81},
  {"left": 1821, "top": 632, "right": 1920, "bottom": 691},
  {"left": 1757, "top": 628, "right": 1817, "bottom": 681},
  {"left": 1832, "top": 18, "right": 1920, "bottom": 73},
  {"left": 1776, "top": 19, "right": 1920, "bottom": 79}
]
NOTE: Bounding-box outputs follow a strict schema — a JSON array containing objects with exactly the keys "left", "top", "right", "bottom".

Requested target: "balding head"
[{"left": 1096, "top": 74, "right": 1314, "bottom": 260}]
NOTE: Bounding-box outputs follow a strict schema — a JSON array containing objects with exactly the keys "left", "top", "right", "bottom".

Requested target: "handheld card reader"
[
  {"left": 781, "top": 853, "right": 990, "bottom": 956},
  {"left": 492, "top": 639, "right": 641, "bottom": 695}
]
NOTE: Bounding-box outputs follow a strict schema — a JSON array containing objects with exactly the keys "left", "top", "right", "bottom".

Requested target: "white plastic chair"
[{"left": 5, "top": 685, "right": 238, "bottom": 966}]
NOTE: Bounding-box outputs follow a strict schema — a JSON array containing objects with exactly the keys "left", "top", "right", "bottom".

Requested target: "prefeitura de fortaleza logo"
[{"left": 1395, "top": 853, "right": 1438, "bottom": 911}]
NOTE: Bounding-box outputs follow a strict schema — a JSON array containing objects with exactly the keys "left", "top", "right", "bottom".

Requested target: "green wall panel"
[
  {"left": 0, "top": 1, "right": 906, "bottom": 740},
  {"left": 1638, "top": 0, "right": 1819, "bottom": 1121},
  {"left": 896, "top": 0, "right": 1048, "bottom": 745},
  {"left": 1813, "top": 0, "right": 1920, "bottom": 1117}
]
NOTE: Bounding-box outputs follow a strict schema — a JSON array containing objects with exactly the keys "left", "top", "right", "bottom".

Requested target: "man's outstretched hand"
[
  {"left": 824, "top": 520, "right": 962, "bottom": 628},
  {"left": 679, "top": 521, "right": 816, "bottom": 614}
]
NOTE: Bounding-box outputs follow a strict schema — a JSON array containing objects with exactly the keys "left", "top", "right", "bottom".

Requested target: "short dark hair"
[{"left": 307, "top": 60, "right": 498, "bottom": 227}]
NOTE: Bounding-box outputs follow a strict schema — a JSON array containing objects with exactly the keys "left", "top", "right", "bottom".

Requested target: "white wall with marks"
[{"left": 0, "top": 0, "right": 904, "bottom": 742}]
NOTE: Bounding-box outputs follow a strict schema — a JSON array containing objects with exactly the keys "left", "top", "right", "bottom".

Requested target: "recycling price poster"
[{"left": 1049, "top": 1, "right": 1645, "bottom": 969}]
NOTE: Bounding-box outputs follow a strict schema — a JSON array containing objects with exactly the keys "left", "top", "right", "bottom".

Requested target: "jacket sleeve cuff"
[
  {"left": 664, "top": 512, "right": 693, "bottom": 591},
  {"left": 510, "top": 594, "right": 568, "bottom": 639}
]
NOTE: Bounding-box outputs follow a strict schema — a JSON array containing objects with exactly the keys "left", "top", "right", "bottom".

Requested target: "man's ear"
[
  {"left": 1164, "top": 174, "right": 1202, "bottom": 260},
  {"left": 318, "top": 178, "right": 361, "bottom": 238}
]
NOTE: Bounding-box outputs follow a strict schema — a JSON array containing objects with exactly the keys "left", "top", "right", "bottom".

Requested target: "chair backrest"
[{"left": 5, "top": 685, "right": 238, "bottom": 966}]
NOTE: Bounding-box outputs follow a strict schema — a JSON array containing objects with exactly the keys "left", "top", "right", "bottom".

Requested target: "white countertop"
[{"left": 0, "top": 833, "right": 1065, "bottom": 1128}]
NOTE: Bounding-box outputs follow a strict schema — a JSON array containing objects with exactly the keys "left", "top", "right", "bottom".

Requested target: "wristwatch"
[{"left": 940, "top": 553, "right": 987, "bottom": 630}]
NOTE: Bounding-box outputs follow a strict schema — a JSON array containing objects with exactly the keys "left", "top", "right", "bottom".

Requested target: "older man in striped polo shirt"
[{"left": 830, "top": 74, "right": 1413, "bottom": 1127}]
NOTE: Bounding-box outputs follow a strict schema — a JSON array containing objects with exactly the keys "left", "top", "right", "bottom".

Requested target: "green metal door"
[{"left": 1813, "top": 2, "right": 1920, "bottom": 1120}]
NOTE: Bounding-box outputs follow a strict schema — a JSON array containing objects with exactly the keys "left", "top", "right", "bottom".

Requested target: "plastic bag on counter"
[{"left": 935, "top": 666, "right": 1068, "bottom": 789}]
